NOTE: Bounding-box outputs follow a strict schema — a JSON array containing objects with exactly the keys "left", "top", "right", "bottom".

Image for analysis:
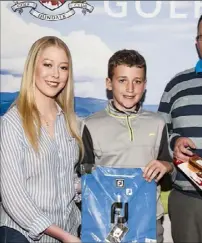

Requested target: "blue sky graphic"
[{"left": 0, "top": 91, "right": 158, "bottom": 117}]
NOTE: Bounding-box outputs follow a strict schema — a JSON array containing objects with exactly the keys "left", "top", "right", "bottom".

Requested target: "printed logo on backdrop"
[{"left": 11, "top": 1, "right": 94, "bottom": 21}]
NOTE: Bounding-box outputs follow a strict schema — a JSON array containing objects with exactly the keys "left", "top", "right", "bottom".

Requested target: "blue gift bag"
[{"left": 81, "top": 166, "right": 157, "bottom": 243}]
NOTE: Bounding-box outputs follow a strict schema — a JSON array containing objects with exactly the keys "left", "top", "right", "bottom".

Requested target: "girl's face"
[{"left": 34, "top": 46, "right": 69, "bottom": 99}]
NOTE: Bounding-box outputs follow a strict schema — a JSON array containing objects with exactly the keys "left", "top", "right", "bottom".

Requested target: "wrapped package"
[
  {"left": 81, "top": 166, "right": 157, "bottom": 243},
  {"left": 174, "top": 154, "right": 202, "bottom": 189}
]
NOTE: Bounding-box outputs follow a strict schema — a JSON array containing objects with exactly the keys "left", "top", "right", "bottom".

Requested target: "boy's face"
[{"left": 106, "top": 65, "right": 146, "bottom": 111}]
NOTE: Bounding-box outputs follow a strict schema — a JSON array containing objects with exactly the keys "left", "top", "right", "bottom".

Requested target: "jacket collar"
[
  {"left": 106, "top": 100, "right": 141, "bottom": 117},
  {"left": 195, "top": 59, "right": 202, "bottom": 73}
]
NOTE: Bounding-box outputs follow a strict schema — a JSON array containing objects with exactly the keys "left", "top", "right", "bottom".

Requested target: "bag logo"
[{"left": 116, "top": 179, "right": 124, "bottom": 188}]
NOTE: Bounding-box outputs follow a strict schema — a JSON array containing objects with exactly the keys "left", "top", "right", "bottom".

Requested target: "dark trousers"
[
  {"left": 0, "top": 226, "right": 29, "bottom": 243},
  {"left": 168, "top": 189, "right": 202, "bottom": 243}
]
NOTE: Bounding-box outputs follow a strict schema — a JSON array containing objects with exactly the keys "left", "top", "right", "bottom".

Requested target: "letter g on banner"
[{"left": 104, "top": 1, "right": 127, "bottom": 18}]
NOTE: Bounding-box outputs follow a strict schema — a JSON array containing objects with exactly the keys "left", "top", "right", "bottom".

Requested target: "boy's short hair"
[
  {"left": 108, "top": 49, "right": 147, "bottom": 80},
  {"left": 197, "top": 15, "right": 202, "bottom": 33}
]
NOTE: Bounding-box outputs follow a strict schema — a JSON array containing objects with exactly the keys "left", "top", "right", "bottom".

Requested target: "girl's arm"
[{"left": 1, "top": 118, "right": 80, "bottom": 242}]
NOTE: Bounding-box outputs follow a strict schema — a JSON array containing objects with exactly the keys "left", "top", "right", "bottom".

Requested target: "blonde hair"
[{"left": 14, "top": 36, "right": 84, "bottom": 159}]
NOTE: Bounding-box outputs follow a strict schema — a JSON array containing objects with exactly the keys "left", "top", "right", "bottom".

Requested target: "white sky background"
[{"left": 1, "top": 1, "right": 201, "bottom": 104}]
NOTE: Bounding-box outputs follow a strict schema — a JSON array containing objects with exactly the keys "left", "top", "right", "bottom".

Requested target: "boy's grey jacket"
[{"left": 81, "top": 100, "right": 176, "bottom": 219}]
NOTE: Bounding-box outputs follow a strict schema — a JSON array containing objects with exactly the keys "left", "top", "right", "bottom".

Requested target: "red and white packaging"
[{"left": 174, "top": 155, "right": 202, "bottom": 190}]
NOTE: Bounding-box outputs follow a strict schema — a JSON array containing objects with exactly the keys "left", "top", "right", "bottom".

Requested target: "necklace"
[
  {"left": 42, "top": 118, "right": 49, "bottom": 127},
  {"left": 39, "top": 113, "right": 50, "bottom": 128}
]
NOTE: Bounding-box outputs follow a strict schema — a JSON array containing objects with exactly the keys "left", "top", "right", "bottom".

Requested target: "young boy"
[{"left": 81, "top": 49, "right": 176, "bottom": 243}]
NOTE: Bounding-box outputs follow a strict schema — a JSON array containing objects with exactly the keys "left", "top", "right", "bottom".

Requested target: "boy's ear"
[{"left": 106, "top": 78, "right": 112, "bottom": 90}]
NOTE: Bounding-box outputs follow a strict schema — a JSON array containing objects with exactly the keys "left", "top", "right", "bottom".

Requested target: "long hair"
[{"left": 14, "top": 36, "right": 84, "bottom": 159}]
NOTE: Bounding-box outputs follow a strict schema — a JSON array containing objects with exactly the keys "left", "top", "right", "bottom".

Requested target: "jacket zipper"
[{"left": 126, "top": 116, "right": 134, "bottom": 141}]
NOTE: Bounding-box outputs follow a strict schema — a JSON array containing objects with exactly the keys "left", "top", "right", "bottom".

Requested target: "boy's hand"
[{"left": 143, "top": 160, "right": 173, "bottom": 183}]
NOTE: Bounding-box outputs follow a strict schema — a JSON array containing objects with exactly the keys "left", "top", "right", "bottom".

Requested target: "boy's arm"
[
  {"left": 157, "top": 125, "right": 177, "bottom": 182},
  {"left": 82, "top": 124, "right": 95, "bottom": 165},
  {"left": 75, "top": 124, "right": 95, "bottom": 176},
  {"left": 74, "top": 124, "right": 95, "bottom": 205},
  {"left": 143, "top": 124, "right": 177, "bottom": 183},
  {"left": 157, "top": 125, "right": 172, "bottom": 162}
]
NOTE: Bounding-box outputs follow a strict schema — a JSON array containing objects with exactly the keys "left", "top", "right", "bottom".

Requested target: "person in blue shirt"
[{"left": 158, "top": 15, "right": 202, "bottom": 243}]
